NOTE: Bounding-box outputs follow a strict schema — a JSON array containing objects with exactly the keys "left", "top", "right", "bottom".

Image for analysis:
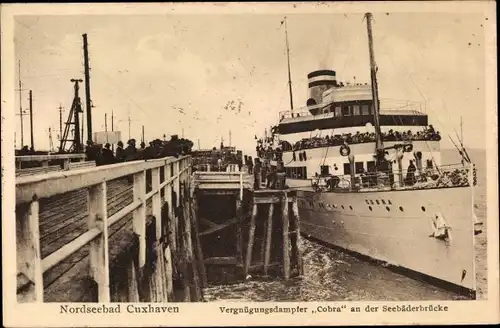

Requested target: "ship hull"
[{"left": 291, "top": 181, "right": 476, "bottom": 295}]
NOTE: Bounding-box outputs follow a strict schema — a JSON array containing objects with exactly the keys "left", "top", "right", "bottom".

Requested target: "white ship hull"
[{"left": 288, "top": 179, "right": 476, "bottom": 295}]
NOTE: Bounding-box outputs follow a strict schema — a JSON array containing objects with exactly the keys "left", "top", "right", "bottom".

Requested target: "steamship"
[{"left": 257, "top": 13, "right": 480, "bottom": 297}]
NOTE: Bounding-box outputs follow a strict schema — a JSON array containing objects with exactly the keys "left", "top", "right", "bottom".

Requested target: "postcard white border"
[{"left": 2, "top": 2, "right": 498, "bottom": 327}]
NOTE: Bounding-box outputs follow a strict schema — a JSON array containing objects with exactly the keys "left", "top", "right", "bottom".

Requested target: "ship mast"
[
  {"left": 283, "top": 17, "right": 294, "bottom": 112},
  {"left": 365, "top": 13, "right": 384, "bottom": 152}
]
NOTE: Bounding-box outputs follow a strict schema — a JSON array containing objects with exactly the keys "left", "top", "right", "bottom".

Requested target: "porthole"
[
  {"left": 421, "top": 206, "right": 426, "bottom": 212},
  {"left": 333, "top": 204, "right": 337, "bottom": 208},
  {"left": 376, "top": 200, "right": 380, "bottom": 205},
  {"left": 399, "top": 206, "right": 404, "bottom": 212},
  {"left": 349, "top": 205, "right": 353, "bottom": 210},
  {"left": 381, "top": 200, "right": 386, "bottom": 205},
  {"left": 341, "top": 205, "right": 345, "bottom": 209},
  {"left": 369, "top": 206, "right": 373, "bottom": 211},
  {"left": 388, "top": 200, "right": 392, "bottom": 205},
  {"left": 370, "top": 200, "right": 374, "bottom": 205},
  {"left": 386, "top": 206, "right": 391, "bottom": 211},
  {"left": 365, "top": 200, "right": 370, "bottom": 205}
]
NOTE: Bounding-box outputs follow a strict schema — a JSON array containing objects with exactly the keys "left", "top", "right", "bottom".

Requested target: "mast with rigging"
[
  {"left": 365, "top": 13, "right": 384, "bottom": 153},
  {"left": 283, "top": 17, "right": 294, "bottom": 112}
]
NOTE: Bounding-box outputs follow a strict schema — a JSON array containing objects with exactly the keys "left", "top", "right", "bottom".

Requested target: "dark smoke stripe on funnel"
[{"left": 307, "top": 70, "right": 336, "bottom": 79}]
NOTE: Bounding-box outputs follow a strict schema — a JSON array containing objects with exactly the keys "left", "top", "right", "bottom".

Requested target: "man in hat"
[
  {"left": 115, "top": 141, "right": 125, "bottom": 162},
  {"left": 102, "top": 143, "right": 115, "bottom": 165}
]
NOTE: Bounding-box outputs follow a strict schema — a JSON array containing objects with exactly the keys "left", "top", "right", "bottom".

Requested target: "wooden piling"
[
  {"left": 182, "top": 182, "right": 201, "bottom": 301},
  {"left": 282, "top": 192, "right": 290, "bottom": 280},
  {"left": 190, "top": 192, "right": 208, "bottom": 288},
  {"left": 244, "top": 203, "right": 258, "bottom": 278},
  {"left": 291, "top": 197, "right": 303, "bottom": 276},
  {"left": 235, "top": 198, "right": 244, "bottom": 279},
  {"left": 263, "top": 203, "right": 274, "bottom": 276}
]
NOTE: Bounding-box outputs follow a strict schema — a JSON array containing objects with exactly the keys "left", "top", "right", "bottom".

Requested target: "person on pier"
[
  {"left": 115, "top": 141, "right": 125, "bottom": 162},
  {"left": 101, "top": 143, "right": 115, "bottom": 165},
  {"left": 124, "top": 139, "right": 138, "bottom": 161}
]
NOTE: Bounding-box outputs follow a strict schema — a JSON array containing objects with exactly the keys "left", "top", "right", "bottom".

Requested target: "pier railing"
[
  {"left": 16, "top": 153, "right": 86, "bottom": 170},
  {"left": 15, "top": 155, "right": 191, "bottom": 302}
]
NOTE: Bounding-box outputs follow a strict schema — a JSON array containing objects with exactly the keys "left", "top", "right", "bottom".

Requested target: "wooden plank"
[
  {"left": 16, "top": 200, "right": 44, "bottom": 302},
  {"left": 253, "top": 196, "right": 295, "bottom": 204},
  {"left": 133, "top": 170, "right": 146, "bottom": 268},
  {"left": 244, "top": 204, "right": 258, "bottom": 278},
  {"left": 282, "top": 192, "right": 290, "bottom": 280},
  {"left": 88, "top": 181, "right": 110, "bottom": 302},
  {"left": 264, "top": 203, "right": 274, "bottom": 276},
  {"left": 204, "top": 257, "right": 238, "bottom": 265},
  {"left": 16, "top": 153, "right": 86, "bottom": 162}
]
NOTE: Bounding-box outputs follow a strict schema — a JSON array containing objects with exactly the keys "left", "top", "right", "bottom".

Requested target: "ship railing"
[
  {"left": 309, "top": 163, "right": 476, "bottom": 193},
  {"left": 15, "top": 154, "right": 191, "bottom": 302},
  {"left": 277, "top": 99, "right": 426, "bottom": 123}
]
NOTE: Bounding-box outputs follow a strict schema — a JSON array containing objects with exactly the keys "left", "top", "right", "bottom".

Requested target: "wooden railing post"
[
  {"left": 166, "top": 164, "right": 176, "bottom": 251},
  {"left": 88, "top": 181, "right": 110, "bottom": 302},
  {"left": 63, "top": 159, "right": 70, "bottom": 170},
  {"left": 151, "top": 168, "right": 161, "bottom": 240},
  {"left": 16, "top": 197, "right": 43, "bottom": 302},
  {"left": 133, "top": 170, "right": 147, "bottom": 268}
]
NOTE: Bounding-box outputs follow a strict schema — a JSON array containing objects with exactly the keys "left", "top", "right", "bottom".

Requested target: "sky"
[{"left": 13, "top": 11, "right": 488, "bottom": 155}]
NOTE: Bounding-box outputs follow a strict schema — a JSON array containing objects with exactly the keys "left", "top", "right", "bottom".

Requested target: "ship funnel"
[{"left": 306, "top": 70, "right": 337, "bottom": 106}]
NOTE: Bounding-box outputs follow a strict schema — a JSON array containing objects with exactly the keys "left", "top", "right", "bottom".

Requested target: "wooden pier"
[
  {"left": 15, "top": 155, "right": 202, "bottom": 302},
  {"left": 193, "top": 171, "right": 303, "bottom": 284},
  {"left": 15, "top": 155, "right": 303, "bottom": 303}
]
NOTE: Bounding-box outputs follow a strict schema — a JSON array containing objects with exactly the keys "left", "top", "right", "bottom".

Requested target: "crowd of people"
[
  {"left": 255, "top": 126, "right": 441, "bottom": 160},
  {"left": 293, "top": 126, "right": 441, "bottom": 151},
  {"left": 85, "top": 135, "right": 194, "bottom": 166}
]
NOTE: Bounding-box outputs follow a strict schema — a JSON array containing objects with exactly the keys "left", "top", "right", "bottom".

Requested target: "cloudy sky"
[{"left": 13, "top": 9, "right": 489, "bottom": 155}]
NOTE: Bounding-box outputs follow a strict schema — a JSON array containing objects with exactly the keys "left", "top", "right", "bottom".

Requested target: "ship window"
[
  {"left": 343, "top": 163, "right": 351, "bottom": 175},
  {"left": 320, "top": 165, "right": 330, "bottom": 176},
  {"left": 376, "top": 200, "right": 380, "bottom": 205},
  {"left": 370, "top": 200, "right": 374, "bottom": 204},
  {"left": 381, "top": 199, "right": 386, "bottom": 205},
  {"left": 353, "top": 105, "right": 361, "bottom": 116},
  {"left": 367, "top": 161, "right": 376, "bottom": 172},
  {"left": 369, "top": 206, "right": 373, "bottom": 211},
  {"left": 365, "top": 199, "right": 369, "bottom": 204},
  {"left": 341, "top": 205, "right": 345, "bottom": 209},
  {"left": 355, "top": 162, "right": 364, "bottom": 174},
  {"left": 362, "top": 105, "right": 370, "bottom": 115},
  {"left": 335, "top": 106, "right": 342, "bottom": 117},
  {"left": 386, "top": 206, "right": 391, "bottom": 211},
  {"left": 388, "top": 200, "right": 392, "bottom": 205},
  {"left": 349, "top": 205, "right": 353, "bottom": 210},
  {"left": 399, "top": 206, "right": 404, "bottom": 212},
  {"left": 421, "top": 206, "right": 426, "bottom": 212},
  {"left": 342, "top": 105, "right": 351, "bottom": 116}
]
